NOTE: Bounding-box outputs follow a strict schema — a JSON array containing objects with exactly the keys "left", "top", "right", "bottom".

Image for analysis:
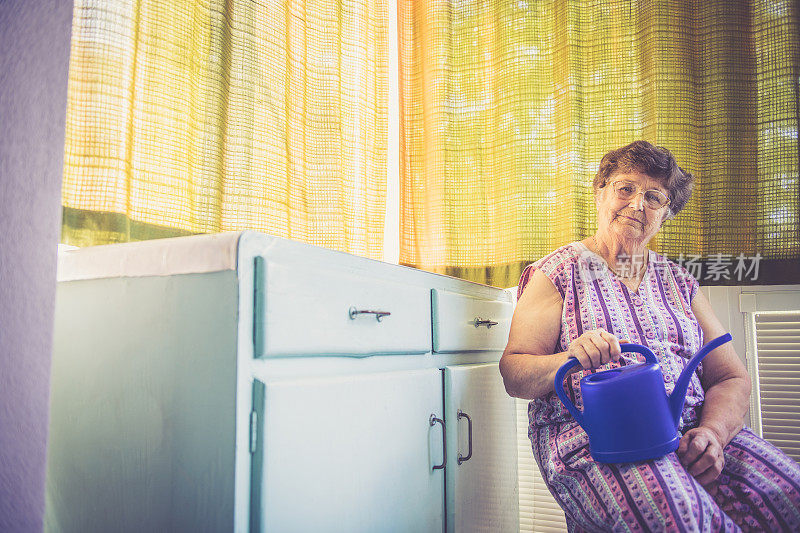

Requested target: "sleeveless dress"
[{"left": 519, "top": 241, "right": 800, "bottom": 532}]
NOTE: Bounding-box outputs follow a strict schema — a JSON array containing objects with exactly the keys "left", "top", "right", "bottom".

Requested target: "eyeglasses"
[{"left": 610, "top": 180, "right": 670, "bottom": 209}]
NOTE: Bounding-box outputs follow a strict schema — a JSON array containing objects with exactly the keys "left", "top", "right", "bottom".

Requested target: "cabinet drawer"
[
  {"left": 254, "top": 259, "right": 432, "bottom": 357},
  {"left": 432, "top": 289, "right": 513, "bottom": 353}
]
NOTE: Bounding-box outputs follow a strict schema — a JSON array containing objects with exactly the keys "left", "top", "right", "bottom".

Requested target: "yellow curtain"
[
  {"left": 62, "top": 0, "right": 388, "bottom": 260},
  {"left": 399, "top": 0, "right": 799, "bottom": 287}
]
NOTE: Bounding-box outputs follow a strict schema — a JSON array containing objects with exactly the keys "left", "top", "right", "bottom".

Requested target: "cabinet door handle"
[
  {"left": 429, "top": 414, "right": 446, "bottom": 470},
  {"left": 473, "top": 317, "right": 498, "bottom": 328},
  {"left": 348, "top": 307, "right": 391, "bottom": 322},
  {"left": 457, "top": 410, "right": 473, "bottom": 465}
]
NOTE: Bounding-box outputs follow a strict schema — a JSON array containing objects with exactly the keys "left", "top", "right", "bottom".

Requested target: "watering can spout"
[{"left": 669, "top": 333, "right": 733, "bottom": 426}]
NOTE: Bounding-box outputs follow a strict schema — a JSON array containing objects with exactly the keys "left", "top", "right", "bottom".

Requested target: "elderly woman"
[{"left": 501, "top": 141, "right": 800, "bottom": 531}]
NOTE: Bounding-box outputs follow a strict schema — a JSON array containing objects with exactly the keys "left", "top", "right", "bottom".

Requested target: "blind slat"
[
  {"left": 758, "top": 378, "right": 800, "bottom": 385},
  {"left": 759, "top": 419, "right": 800, "bottom": 429},
  {"left": 759, "top": 391, "right": 800, "bottom": 398},
  {"left": 760, "top": 408, "right": 800, "bottom": 415}
]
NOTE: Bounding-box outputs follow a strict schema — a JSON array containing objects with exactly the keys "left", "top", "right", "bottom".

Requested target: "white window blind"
[
  {"left": 750, "top": 311, "right": 800, "bottom": 463},
  {"left": 516, "top": 398, "right": 567, "bottom": 532}
]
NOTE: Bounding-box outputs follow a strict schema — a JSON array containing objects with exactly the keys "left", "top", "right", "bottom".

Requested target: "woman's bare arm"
[
  {"left": 692, "top": 289, "right": 752, "bottom": 446},
  {"left": 500, "top": 269, "right": 568, "bottom": 399},
  {"left": 675, "top": 288, "right": 752, "bottom": 488},
  {"left": 500, "top": 268, "right": 626, "bottom": 400}
]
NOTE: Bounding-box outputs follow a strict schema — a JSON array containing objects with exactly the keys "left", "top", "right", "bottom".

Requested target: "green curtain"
[{"left": 399, "top": 0, "right": 799, "bottom": 287}]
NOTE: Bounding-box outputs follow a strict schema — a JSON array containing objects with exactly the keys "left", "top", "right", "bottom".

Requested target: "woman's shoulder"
[
  {"left": 649, "top": 249, "right": 701, "bottom": 299},
  {"left": 650, "top": 249, "right": 697, "bottom": 279},
  {"left": 532, "top": 241, "right": 586, "bottom": 270},
  {"left": 517, "top": 242, "right": 584, "bottom": 298}
]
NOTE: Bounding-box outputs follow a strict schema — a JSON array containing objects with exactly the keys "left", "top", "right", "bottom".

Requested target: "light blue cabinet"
[
  {"left": 46, "top": 231, "right": 518, "bottom": 532},
  {"left": 250, "top": 369, "right": 445, "bottom": 532},
  {"left": 46, "top": 270, "right": 240, "bottom": 532},
  {"left": 444, "top": 364, "right": 519, "bottom": 533}
]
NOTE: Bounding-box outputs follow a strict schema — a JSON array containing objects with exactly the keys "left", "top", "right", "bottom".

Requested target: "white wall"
[{"left": 0, "top": 1, "right": 73, "bottom": 530}]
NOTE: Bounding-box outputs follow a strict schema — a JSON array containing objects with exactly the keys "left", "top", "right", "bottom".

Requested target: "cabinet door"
[
  {"left": 444, "top": 363, "right": 519, "bottom": 533},
  {"left": 250, "top": 369, "right": 445, "bottom": 533}
]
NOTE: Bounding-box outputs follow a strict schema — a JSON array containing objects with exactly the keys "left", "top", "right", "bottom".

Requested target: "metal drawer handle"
[
  {"left": 473, "top": 317, "right": 498, "bottom": 328},
  {"left": 348, "top": 307, "right": 391, "bottom": 322},
  {"left": 457, "top": 410, "right": 473, "bottom": 465},
  {"left": 430, "top": 414, "right": 446, "bottom": 470}
]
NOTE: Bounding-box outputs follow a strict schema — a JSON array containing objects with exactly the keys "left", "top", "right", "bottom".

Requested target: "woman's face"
[{"left": 595, "top": 170, "right": 671, "bottom": 245}]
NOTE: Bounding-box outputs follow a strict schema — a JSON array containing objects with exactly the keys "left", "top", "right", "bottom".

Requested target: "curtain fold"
[
  {"left": 399, "top": 0, "right": 799, "bottom": 287},
  {"left": 62, "top": 0, "right": 388, "bottom": 260}
]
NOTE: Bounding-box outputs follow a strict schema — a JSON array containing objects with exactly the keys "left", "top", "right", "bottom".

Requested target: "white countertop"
[{"left": 57, "top": 231, "right": 242, "bottom": 281}]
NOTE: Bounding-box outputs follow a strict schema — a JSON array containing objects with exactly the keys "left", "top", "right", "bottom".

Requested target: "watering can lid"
[{"left": 581, "top": 361, "right": 658, "bottom": 385}]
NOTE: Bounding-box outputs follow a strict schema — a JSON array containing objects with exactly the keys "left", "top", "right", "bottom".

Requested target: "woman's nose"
[{"left": 628, "top": 192, "right": 645, "bottom": 210}]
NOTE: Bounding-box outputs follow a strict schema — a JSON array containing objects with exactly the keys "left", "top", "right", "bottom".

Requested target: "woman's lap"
[
  {"left": 712, "top": 427, "right": 800, "bottom": 532},
  {"left": 543, "top": 426, "right": 800, "bottom": 532},
  {"left": 554, "top": 450, "right": 736, "bottom": 531}
]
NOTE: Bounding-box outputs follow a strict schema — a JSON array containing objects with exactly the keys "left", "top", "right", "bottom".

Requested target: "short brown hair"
[{"left": 593, "top": 141, "right": 694, "bottom": 218}]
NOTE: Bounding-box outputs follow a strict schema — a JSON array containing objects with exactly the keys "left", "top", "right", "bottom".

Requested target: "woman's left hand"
[{"left": 677, "top": 426, "right": 725, "bottom": 490}]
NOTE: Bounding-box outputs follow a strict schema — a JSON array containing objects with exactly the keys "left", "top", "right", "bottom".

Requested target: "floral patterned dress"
[{"left": 519, "top": 241, "right": 800, "bottom": 532}]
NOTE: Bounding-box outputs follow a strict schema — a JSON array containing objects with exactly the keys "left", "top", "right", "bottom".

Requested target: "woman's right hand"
[{"left": 567, "top": 328, "right": 626, "bottom": 370}]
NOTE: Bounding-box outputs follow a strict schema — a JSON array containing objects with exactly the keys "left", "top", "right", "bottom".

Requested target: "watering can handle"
[
  {"left": 554, "top": 357, "right": 585, "bottom": 427},
  {"left": 619, "top": 343, "right": 659, "bottom": 364},
  {"left": 553, "top": 342, "right": 659, "bottom": 428}
]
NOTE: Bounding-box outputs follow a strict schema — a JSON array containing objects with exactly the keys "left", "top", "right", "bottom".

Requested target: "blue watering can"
[{"left": 554, "top": 333, "right": 733, "bottom": 463}]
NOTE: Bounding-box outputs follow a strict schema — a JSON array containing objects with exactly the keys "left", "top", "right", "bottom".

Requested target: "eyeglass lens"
[{"left": 613, "top": 181, "right": 668, "bottom": 208}]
